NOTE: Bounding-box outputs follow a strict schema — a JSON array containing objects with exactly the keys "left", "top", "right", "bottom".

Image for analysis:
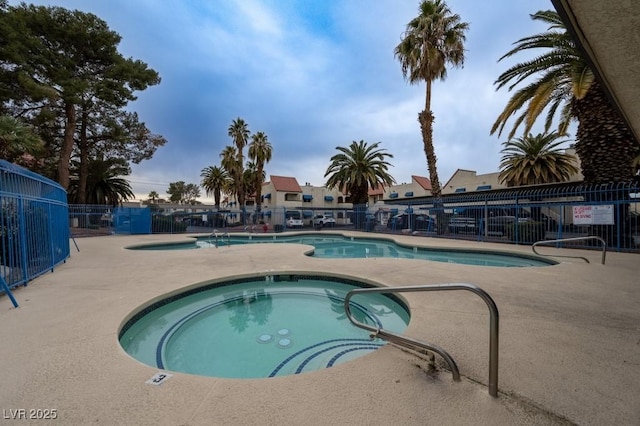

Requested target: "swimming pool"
[
  {"left": 127, "top": 233, "right": 555, "bottom": 267},
  {"left": 119, "top": 274, "right": 409, "bottom": 378}
]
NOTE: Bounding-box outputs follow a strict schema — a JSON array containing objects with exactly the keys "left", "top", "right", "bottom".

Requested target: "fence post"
[{"left": 1, "top": 275, "right": 18, "bottom": 308}]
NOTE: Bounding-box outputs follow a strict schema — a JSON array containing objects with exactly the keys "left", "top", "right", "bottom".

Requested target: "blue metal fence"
[
  {"left": 66, "top": 181, "right": 640, "bottom": 253},
  {"left": 1, "top": 160, "right": 70, "bottom": 305},
  {"left": 69, "top": 205, "right": 151, "bottom": 236},
  {"left": 373, "top": 181, "right": 640, "bottom": 252}
]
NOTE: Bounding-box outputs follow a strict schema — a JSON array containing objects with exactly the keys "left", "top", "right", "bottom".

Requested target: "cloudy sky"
[{"left": 16, "top": 0, "right": 561, "bottom": 201}]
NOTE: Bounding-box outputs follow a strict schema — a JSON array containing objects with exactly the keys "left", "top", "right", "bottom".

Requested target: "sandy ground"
[{"left": 1, "top": 231, "right": 639, "bottom": 425}]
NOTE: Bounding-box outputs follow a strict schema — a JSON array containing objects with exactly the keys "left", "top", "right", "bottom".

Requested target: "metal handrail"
[
  {"left": 532, "top": 236, "right": 607, "bottom": 264},
  {"left": 208, "top": 230, "right": 230, "bottom": 247},
  {"left": 344, "top": 283, "right": 499, "bottom": 397},
  {"left": 244, "top": 225, "right": 257, "bottom": 233}
]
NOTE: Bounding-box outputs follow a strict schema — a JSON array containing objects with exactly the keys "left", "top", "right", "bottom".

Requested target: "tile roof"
[
  {"left": 270, "top": 175, "right": 302, "bottom": 193},
  {"left": 412, "top": 175, "right": 432, "bottom": 190},
  {"left": 368, "top": 184, "right": 386, "bottom": 196}
]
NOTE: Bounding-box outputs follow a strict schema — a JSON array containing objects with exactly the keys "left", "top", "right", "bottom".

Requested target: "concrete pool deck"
[{"left": 1, "top": 232, "right": 639, "bottom": 425}]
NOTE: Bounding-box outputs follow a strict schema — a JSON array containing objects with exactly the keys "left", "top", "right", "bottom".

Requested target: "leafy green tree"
[
  {"left": 200, "top": 165, "right": 231, "bottom": 208},
  {"left": 498, "top": 131, "right": 579, "bottom": 186},
  {"left": 248, "top": 131, "right": 272, "bottom": 213},
  {"left": 491, "top": 10, "right": 636, "bottom": 184},
  {"left": 324, "top": 140, "right": 395, "bottom": 205},
  {"left": 0, "top": 4, "right": 161, "bottom": 190},
  {"left": 167, "top": 181, "right": 186, "bottom": 204},
  {"left": 76, "top": 104, "right": 166, "bottom": 203},
  {"left": 394, "top": 0, "right": 469, "bottom": 200},
  {"left": 67, "top": 156, "right": 134, "bottom": 206},
  {"left": 185, "top": 184, "right": 201, "bottom": 205},
  {"left": 166, "top": 181, "right": 200, "bottom": 204}
]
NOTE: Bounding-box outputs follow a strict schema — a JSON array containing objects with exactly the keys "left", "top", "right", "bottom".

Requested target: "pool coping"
[
  {"left": 1, "top": 231, "right": 639, "bottom": 425},
  {"left": 126, "top": 231, "right": 558, "bottom": 266}
]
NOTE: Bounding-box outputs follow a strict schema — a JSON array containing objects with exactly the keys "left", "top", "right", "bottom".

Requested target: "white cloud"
[{"left": 12, "top": 0, "right": 565, "bottom": 201}]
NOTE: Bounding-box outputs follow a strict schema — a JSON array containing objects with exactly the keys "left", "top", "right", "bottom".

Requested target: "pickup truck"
[{"left": 313, "top": 215, "right": 336, "bottom": 227}]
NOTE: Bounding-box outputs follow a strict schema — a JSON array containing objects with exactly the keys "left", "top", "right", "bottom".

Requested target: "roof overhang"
[{"left": 551, "top": 0, "right": 640, "bottom": 144}]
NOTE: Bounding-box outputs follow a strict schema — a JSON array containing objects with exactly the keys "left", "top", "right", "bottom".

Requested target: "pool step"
[{"left": 269, "top": 338, "right": 384, "bottom": 377}]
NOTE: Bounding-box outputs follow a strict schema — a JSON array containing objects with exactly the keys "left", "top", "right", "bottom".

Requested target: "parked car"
[
  {"left": 313, "top": 215, "right": 336, "bottom": 227},
  {"left": 386, "top": 213, "right": 435, "bottom": 232},
  {"left": 285, "top": 211, "right": 304, "bottom": 228},
  {"left": 286, "top": 217, "right": 303, "bottom": 228}
]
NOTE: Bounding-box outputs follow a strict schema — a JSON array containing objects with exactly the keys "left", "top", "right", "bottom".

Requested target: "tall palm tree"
[
  {"left": 498, "top": 131, "right": 579, "bottom": 187},
  {"left": 248, "top": 131, "right": 272, "bottom": 214},
  {"left": 220, "top": 145, "right": 240, "bottom": 203},
  {"left": 394, "top": 0, "right": 469, "bottom": 200},
  {"left": 243, "top": 161, "right": 259, "bottom": 202},
  {"left": 67, "top": 156, "right": 134, "bottom": 206},
  {"left": 227, "top": 118, "right": 250, "bottom": 208},
  {"left": 147, "top": 191, "right": 159, "bottom": 204},
  {"left": 324, "top": 140, "right": 395, "bottom": 205},
  {"left": 491, "top": 10, "right": 636, "bottom": 184},
  {"left": 200, "top": 165, "right": 230, "bottom": 208}
]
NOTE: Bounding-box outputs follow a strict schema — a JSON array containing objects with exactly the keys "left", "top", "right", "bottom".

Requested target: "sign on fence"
[{"left": 572, "top": 205, "right": 614, "bottom": 225}]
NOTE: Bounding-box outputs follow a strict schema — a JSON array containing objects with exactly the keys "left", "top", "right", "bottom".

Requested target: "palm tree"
[
  {"left": 498, "top": 131, "right": 579, "bottom": 187},
  {"left": 491, "top": 10, "right": 636, "bottom": 184},
  {"left": 200, "top": 165, "right": 230, "bottom": 208},
  {"left": 248, "top": 131, "right": 272, "bottom": 214},
  {"left": 324, "top": 140, "right": 395, "bottom": 205},
  {"left": 0, "top": 115, "right": 44, "bottom": 166},
  {"left": 227, "top": 118, "right": 250, "bottom": 208},
  {"left": 394, "top": 0, "right": 469, "bottom": 200},
  {"left": 243, "top": 161, "right": 262, "bottom": 224},
  {"left": 220, "top": 145, "right": 240, "bottom": 202},
  {"left": 67, "top": 157, "right": 134, "bottom": 206},
  {"left": 147, "top": 191, "right": 159, "bottom": 204}
]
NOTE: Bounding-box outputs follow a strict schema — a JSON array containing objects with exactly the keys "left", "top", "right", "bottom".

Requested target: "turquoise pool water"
[
  {"left": 119, "top": 275, "right": 409, "bottom": 378},
  {"left": 128, "top": 234, "right": 555, "bottom": 267}
]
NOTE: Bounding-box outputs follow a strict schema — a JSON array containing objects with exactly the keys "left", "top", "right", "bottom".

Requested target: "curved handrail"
[
  {"left": 344, "top": 283, "right": 499, "bottom": 397},
  {"left": 208, "top": 230, "right": 230, "bottom": 247},
  {"left": 532, "top": 236, "right": 607, "bottom": 264}
]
